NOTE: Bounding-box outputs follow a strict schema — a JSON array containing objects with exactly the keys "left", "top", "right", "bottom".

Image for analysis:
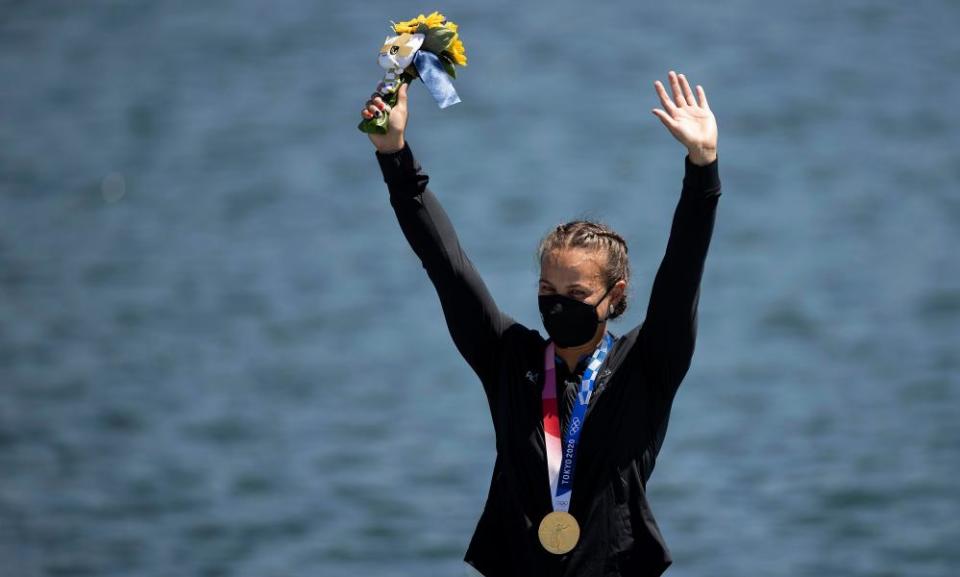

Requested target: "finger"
[
  {"left": 654, "top": 81, "right": 677, "bottom": 114},
  {"left": 678, "top": 74, "right": 696, "bottom": 108},
  {"left": 696, "top": 85, "right": 710, "bottom": 110},
  {"left": 651, "top": 108, "right": 678, "bottom": 129},
  {"left": 396, "top": 82, "right": 409, "bottom": 105},
  {"left": 371, "top": 98, "right": 388, "bottom": 115},
  {"left": 366, "top": 103, "right": 382, "bottom": 117},
  {"left": 668, "top": 70, "right": 688, "bottom": 107},
  {"left": 361, "top": 108, "right": 373, "bottom": 119}
]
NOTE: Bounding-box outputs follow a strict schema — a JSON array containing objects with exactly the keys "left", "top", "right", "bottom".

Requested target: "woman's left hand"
[{"left": 652, "top": 71, "right": 718, "bottom": 166}]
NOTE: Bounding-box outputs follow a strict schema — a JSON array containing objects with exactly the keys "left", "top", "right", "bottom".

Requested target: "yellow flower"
[
  {"left": 393, "top": 11, "right": 446, "bottom": 34},
  {"left": 392, "top": 21, "right": 414, "bottom": 34},
  {"left": 446, "top": 35, "right": 467, "bottom": 66},
  {"left": 390, "top": 12, "right": 467, "bottom": 68}
]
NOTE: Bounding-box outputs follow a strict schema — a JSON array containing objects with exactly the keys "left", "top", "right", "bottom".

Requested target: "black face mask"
[{"left": 538, "top": 286, "right": 613, "bottom": 348}]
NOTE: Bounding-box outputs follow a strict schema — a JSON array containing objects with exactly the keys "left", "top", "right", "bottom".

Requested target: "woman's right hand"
[
  {"left": 362, "top": 82, "right": 409, "bottom": 153},
  {"left": 651, "top": 71, "right": 717, "bottom": 166}
]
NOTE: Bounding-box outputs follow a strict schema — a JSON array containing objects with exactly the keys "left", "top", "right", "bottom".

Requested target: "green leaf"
[
  {"left": 439, "top": 55, "right": 457, "bottom": 78},
  {"left": 357, "top": 111, "right": 390, "bottom": 134},
  {"left": 421, "top": 28, "right": 455, "bottom": 54}
]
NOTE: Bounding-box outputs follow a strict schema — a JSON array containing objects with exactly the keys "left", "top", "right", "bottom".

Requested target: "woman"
[{"left": 359, "top": 71, "right": 721, "bottom": 577}]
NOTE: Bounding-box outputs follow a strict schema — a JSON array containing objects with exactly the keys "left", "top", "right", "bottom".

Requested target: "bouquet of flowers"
[{"left": 358, "top": 12, "right": 468, "bottom": 134}]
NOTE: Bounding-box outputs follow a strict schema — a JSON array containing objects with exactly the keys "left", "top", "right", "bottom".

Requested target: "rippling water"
[{"left": 1, "top": 1, "right": 958, "bottom": 576}]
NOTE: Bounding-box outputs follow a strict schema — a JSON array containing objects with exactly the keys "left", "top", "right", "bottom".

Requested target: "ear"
[{"left": 608, "top": 279, "right": 627, "bottom": 313}]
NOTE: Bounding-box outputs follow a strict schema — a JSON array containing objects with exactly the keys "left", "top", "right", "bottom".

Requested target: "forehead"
[{"left": 540, "top": 248, "right": 605, "bottom": 286}]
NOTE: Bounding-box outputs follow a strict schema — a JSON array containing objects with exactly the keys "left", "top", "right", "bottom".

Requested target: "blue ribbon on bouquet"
[{"left": 412, "top": 51, "right": 461, "bottom": 109}]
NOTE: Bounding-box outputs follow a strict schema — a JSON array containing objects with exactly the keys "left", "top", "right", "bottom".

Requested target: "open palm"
[{"left": 652, "top": 71, "right": 718, "bottom": 166}]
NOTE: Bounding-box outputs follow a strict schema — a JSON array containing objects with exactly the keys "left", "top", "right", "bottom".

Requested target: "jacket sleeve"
[
  {"left": 376, "top": 142, "right": 515, "bottom": 396},
  {"left": 633, "top": 155, "right": 721, "bottom": 405}
]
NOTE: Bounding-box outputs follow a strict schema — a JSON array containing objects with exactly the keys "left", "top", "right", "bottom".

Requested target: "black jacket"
[{"left": 376, "top": 142, "right": 721, "bottom": 577}]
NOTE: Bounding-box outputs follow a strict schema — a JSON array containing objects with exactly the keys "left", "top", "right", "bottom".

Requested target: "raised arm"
[
  {"left": 637, "top": 71, "right": 721, "bottom": 402},
  {"left": 361, "top": 85, "right": 515, "bottom": 394}
]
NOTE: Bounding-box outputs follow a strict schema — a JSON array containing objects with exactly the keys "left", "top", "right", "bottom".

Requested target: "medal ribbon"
[{"left": 541, "top": 332, "right": 613, "bottom": 513}]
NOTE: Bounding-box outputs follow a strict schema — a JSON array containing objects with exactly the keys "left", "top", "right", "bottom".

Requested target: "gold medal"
[{"left": 538, "top": 511, "right": 580, "bottom": 554}]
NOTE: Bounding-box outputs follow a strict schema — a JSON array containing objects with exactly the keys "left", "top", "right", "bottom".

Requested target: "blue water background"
[{"left": 1, "top": 1, "right": 958, "bottom": 575}]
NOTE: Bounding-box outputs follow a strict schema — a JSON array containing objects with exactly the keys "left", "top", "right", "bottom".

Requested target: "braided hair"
[{"left": 537, "top": 220, "right": 631, "bottom": 319}]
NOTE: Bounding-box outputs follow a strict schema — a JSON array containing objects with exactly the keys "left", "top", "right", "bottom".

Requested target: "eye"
[{"left": 390, "top": 45, "right": 400, "bottom": 55}]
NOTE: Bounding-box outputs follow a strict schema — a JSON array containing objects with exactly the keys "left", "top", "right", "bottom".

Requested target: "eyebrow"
[{"left": 539, "top": 279, "right": 592, "bottom": 292}]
